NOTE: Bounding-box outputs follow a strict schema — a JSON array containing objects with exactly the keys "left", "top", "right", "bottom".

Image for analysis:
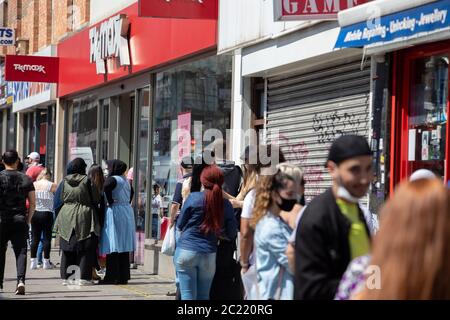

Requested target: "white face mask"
[
  {"left": 336, "top": 176, "right": 360, "bottom": 204},
  {"left": 336, "top": 186, "right": 360, "bottom": 204}
]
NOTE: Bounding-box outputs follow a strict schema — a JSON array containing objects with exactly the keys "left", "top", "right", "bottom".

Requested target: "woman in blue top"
[
  {"left": 99, "top": 160, "right": 136, "bottom": 285},
  {"left": 175, "top": 165, "right": 237, "bottom": 300},
  {"left": 250, "top": 164, "right": 304, "bottom": 300}
]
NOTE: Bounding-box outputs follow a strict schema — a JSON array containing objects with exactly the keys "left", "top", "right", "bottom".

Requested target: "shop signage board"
[
  {"left": 139, "top": 0, "right": 218, "bottom": 19},
  {"left": 274, "top": 0, "right": 369, "bottom": 21},
  {"left": 89, "top": 14, "right": 131, "bottom": 74},
  {"left": 335, "top": 0, "right": 450, "bottom": 48},
  {"left": 58, "top": 2, "right": 217, "bottom": 97},
  {"left": 0, "top": 28, "right": 15, "bottom": 46},
  {"left": 5, "top": 55, "right": 59, "bottom": 83}
]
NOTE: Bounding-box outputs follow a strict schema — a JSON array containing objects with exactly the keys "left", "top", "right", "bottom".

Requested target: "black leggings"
[
  {"left": 60, "top": 235, "right": 98, "bottom": 281},
  {"left": 104, "top": 252, "right": 131, "bottom": 284},
  {"left": 0, "top": 220, "right": 28, "bottom": 285},
  {"left": 30, "top": 211, "right": 53, "bottom": 259}
]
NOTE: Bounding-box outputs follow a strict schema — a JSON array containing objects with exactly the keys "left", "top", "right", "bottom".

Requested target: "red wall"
[{"left": 57, "top": 2, "right": 217, "bottom": 97}]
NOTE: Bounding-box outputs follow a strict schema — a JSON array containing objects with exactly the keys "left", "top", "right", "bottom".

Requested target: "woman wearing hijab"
[
  {"left": 99, "top": 160, "right": 136, "bottom": 285},
  {"left": 53, "top": 158, "right": 101, "bottom": 286}
]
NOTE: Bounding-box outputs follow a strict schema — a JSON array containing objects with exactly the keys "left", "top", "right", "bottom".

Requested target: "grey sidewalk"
[{"left": 0, "top": 245, "right": 176, "bottom": 300}]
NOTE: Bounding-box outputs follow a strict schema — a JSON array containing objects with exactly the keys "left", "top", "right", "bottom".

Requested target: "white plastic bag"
[
  {"left": 241, "top": 264, "right": 258, "bottom": 300},
  {"left": 161, "top": 226, "right": 176, "bottom": 256}
]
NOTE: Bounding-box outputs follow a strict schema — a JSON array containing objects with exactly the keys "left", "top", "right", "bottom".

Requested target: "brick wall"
[
  {"left": 73, "top": 0, "right": 90, "bottom": 30},
  {"left": 53, "top": 0, "right": 90, "bottom": 43},
  {"left": 2, "top": 0, "right": 22, "bottom": 55},
  {"left": 52, "top": 0, "right": 70, "bottom": 43},
  {"left": 37, "top": 0, "right": 52, "bottom": 51},
  {"left": 0, "top": 0, "right": 91, "bottom": 56},
  {"left": 21, "top": 0, "right": 38, "bottom": 53}
]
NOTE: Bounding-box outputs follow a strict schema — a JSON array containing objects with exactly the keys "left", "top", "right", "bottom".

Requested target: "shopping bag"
[
  {"left": 161, "top": 225, "right": 176, "bottom": 256},
  {"left": 160, "top": 217, "right": 169, "bottom": 240},
  {"left": 241, "top": 264, "right": 258, "bottom": 300}
]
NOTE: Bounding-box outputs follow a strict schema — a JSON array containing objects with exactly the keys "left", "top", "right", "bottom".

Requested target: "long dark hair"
[
  {"left": 88, "top": 164, "right": 105, "bottom": 194},
  {"left": 191, "top": 155, "right": 209, "bottom": 193},
  {"left": 200, "top": 165, "right": 224, "bottom": 236}
]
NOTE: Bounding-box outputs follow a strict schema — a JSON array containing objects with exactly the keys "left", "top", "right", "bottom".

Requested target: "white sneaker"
[
  {"left": 78, "top": 279, "right": 95, "bottom": 286},
  {"left": 15, "top": 281, "right": 25, "bottom": 295},
  {"left": 62, "top": 280, "right": 68, "bottom": 286},
  {"left": 30, "top": 258, "right": 38, "bottom": 270},
  {"left": 43, "top": 259, "right": 54, "bottom": 270},
  {"left": 95, "top": 268, "right": 105, "bottom": 279}
]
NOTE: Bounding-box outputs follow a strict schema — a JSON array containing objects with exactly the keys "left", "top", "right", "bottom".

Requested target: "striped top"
[{"left": 34, "top": 180, "right": 55, "bottom": 213}]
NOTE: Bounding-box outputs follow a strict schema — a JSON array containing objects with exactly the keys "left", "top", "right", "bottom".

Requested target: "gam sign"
[{"left": 274, "top": 0, "right": 370, "bottom": 21}]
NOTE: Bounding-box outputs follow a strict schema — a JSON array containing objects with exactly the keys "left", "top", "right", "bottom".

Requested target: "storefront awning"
[{"left": 334, "top": 0, "right": 450, "bottom": 52}]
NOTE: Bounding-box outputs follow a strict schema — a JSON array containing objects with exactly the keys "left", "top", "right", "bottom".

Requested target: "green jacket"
[{"left": 54, "top": 174, "right": 101, "bottom": 242}]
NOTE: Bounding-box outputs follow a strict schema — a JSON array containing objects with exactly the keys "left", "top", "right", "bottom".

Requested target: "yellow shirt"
[{"left": 336, "top": 199, "right": 371, "bottom": 260}]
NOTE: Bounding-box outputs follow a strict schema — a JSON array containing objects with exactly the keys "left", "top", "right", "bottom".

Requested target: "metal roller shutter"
[{"left": 266, "top": 58, "right": 371, "bottom": 203}]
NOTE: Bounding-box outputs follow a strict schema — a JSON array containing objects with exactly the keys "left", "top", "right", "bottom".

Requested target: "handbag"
[
  {"left": 161, "top": 225, "right": 176, "bottom": 256},
  {"left": 243, "top": 260, "right": 285, "bottom": 300}
]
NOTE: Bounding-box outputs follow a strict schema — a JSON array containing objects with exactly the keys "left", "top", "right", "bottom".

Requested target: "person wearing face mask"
[
  {"left": 294, "top": 135, "right": 374, "bottom": 300},
  {"left": 249, "top": 164, "right": 304, "bottom": 300}
]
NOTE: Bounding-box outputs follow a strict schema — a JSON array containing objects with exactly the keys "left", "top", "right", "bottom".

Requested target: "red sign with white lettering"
[
  {"left": 58, "top": 2, "right": 217, "bottom": 97},
  {"left": 139, "top": 0, "right": 218, "bottom": 19},
  {"left": 5, "top": 55, "right": 59, "bottom": 83},
  {"left": 274, "top": 0, "right": 369, "bottom": 20}
]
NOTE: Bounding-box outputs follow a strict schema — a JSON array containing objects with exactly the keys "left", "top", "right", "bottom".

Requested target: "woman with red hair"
[{"left": 175, "top": 165, "right": 237, "bottom": 300}]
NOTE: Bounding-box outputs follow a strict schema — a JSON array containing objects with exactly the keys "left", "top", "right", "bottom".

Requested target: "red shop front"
[
  {"left": 391, "top": 40, "right": 450, "bottom": 189},
  {"left": 56, "top": 1, "right": 227, "bottom": 269}
]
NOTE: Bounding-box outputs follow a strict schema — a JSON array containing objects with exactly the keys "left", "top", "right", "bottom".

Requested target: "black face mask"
[
  {"left": 297, "top": 194, "right": 306, "bottom": 206},
  {"left": 276, "top": 193, "right": 297, "bottom": 212}
]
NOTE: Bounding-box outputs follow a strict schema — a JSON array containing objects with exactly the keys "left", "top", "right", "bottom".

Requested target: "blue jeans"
[
  {"left": 151, "top": 214, "right": 160, "bottom": 239},
  {"left": 174, "top": 228, "right": 181, "bottom": 286},
  {"left": 37, "top": 238, "right": 43, "bottom": 264},
  {"left": 174, "top": 248, "right": 216, "bottom": 300}
]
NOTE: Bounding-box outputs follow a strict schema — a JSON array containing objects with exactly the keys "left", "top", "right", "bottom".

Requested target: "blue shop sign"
[{"left": 335, "top": 0, "right": 450, "bottom": 49}]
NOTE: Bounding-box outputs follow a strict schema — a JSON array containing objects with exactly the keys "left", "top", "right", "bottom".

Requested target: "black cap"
[
  {"left": 181, "top": 156, "right": 193, "bottom": 169},
  {"left": 240, "top": 145, "right": 257, "bottom": 161},
  {"left": 327, "top": 135, "right": 372, "bottom": 166}
]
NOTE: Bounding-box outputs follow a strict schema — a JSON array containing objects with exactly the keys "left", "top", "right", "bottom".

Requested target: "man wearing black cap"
[
  {"left": 169, "top": 156, "right": 193, "bottom": 228},
  {"left": 294, "top": 135, "right": 373, "bottom": 300}
]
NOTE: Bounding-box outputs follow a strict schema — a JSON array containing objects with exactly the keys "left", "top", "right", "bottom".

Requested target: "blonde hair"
[
  {"left": 276, "top": 163, "right": 304, "bottom": 186},
  {"left": 236, "top": 170, "right": 257, "bottom": 201},
  {"left": 250, "top": 163, "right": 304, "bottom": 228},
  {"left": 37, "top": 168, "right": 52, "bottom": 181},
  {"left": 360, "top": 179, "right": 450, "bottom": 300}
]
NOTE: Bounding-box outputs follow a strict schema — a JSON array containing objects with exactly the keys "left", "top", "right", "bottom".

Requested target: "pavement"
[{"left": 0, "top": 245, "right": 176, "bottom": 300}]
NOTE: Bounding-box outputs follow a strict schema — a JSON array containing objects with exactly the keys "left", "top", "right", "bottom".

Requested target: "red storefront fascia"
[
  {"left": 57, "top": 1, "right": 217, "bottom": 97},
  {"left": 390, "top": 40, "right": 450, "bottom": 192}
]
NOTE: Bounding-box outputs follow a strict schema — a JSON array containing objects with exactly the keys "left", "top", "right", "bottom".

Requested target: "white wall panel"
[{"left": 219, "top": 0, "right": 315, "bottom": 53}]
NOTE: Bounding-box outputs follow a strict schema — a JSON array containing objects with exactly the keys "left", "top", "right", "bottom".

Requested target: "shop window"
[
  {"left": 150, "top": 54, "right": 232, "bottom": 236},
  {"left": 100, "top": 99, "right": 109, "bottom": 168},
  {"left": 67, "top": 96, "right": 98, "bottom": 170},
  {"left": 135, "top": 86, "right": 150, "bottom": 261},
  {"left": 46, "top": 105, "right": 56, "bottom": 174},
  {"left": 407, "top": 54, "right": 448, "bottom": 179}
]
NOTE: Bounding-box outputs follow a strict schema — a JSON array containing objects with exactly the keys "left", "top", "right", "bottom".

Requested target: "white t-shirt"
[
  {"left": 241, "top": 189, "right": 256, "bottom": 219},
  {"left": 151, "top": 194, "right": 162, "bottom": 215},
  {"left": 289, "top": 206, "right": 307, "bottom": 244},
  {"left": 241, "top": 189, "right": 256, "bottom": 265}
]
